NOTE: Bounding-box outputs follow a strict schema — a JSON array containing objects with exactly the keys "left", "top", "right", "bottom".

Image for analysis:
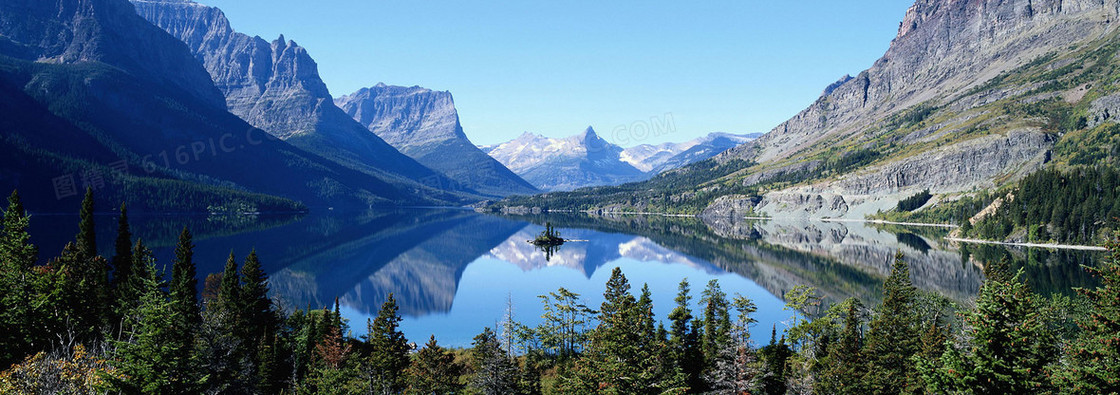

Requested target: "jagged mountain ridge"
[
  {"left": 130, "top": 0, "right": 485, "bottom": 201},
  {"left": 0, "top": 0, "right": 438, "bottom": 210},
  {"left": 335, "top": 84, "right": 538, "bottom": 197},
  {"left": 481, "top": 127, "right": 647, "bottom": 191}
]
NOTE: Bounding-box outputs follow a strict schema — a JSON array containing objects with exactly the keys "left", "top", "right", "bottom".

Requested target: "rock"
[
  {"left": 1088, "top": 92, "right": 1120, "bottom": 128},
  {"left": 131, "top": 0, "right": 471, "bottom": 197},
  {"left": 720, "top": 0, "right": 1116, "bottom": 164},
  {"left": 836, "top": 129, "right": 1053, "bottom": 195},
  {"left": 335, "top": 85, "right": 538, "bottom": 197}
]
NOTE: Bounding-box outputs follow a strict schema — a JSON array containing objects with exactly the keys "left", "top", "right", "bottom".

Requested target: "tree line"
[
  {"left": 965, "top": 166, "right": 1119, "bottom": 244},
  {"left": 2, "top": 187, "right": 1119, "bottom": 393}
]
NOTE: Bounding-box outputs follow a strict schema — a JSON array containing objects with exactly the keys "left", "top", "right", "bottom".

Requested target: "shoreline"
[{"left": 945, "top": 237, "right": 1108, "bottom": 251}]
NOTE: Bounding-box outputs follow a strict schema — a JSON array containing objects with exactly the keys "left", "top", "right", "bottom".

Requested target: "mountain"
[
  {"left": 620, "top": 132, "right": 761, "bottom": 173},
  {"left": 0, "top": 0, "right": 438, "bottom": 211},
  {"left": 481, "top": 127, "right": 647, "bottom": 191},
  {"left": 335, "top": 84, "right": 538, "bottom": 197},
  {"left": 497, "top": 0, "right": 1120, "bottom": 219},
  {"left": 130, "top": 0, "right": 482, "bottom": 202}
]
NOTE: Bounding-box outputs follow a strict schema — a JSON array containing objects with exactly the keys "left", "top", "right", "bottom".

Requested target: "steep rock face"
[
  {"left": 335, "top": 84, "right": 538, "bottom": 197},
  {"left": 837, "top": 128, "right": 1052, "bottom": 195},
  {"left": 724, "top": 0, "right": 1117, "bottom": 164},
  {"left": 130, "top": 0, "right": 465, "bottom": 195},
  {"left": 0, "top": 0, "right": 224, "bottom": 107},
  {"left": 483, "top": 127, "right": 647, "bottom": 191}
]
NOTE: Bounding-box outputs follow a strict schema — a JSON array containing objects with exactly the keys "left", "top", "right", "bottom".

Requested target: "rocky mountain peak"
[{"left": 336, "top": 83, "right": 539, "bottom": 196}]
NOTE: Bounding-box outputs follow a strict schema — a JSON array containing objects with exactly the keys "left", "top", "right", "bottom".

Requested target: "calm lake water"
[{"left": 27, "top": 209, "right": 1105, "bottom": 347}]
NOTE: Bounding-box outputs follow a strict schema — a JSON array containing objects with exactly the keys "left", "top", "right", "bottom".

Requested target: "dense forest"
[
  {"left": 965, "top": 166, "right": 1120, "bottom": 245},
  {"left": 1, "top": 188, "right": 1119, "bottom": 394}
]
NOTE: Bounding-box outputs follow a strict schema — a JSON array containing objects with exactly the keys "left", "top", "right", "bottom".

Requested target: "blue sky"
[{"left": 199, "top": 1, "right": 912, "bottom": 146}]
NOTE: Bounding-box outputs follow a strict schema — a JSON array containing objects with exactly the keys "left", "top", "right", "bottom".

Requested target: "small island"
[{"left": 531, "top": 222, "right": 566, "bottom": 247}]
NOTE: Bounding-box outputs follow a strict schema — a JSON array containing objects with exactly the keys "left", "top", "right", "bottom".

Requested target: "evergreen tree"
[
  {"left": 0, "top": 190, "right": 39, "bottom": 366},
  {"left": 198, "top": 252, "right": 249, "bottom": 393},
  {"left": 1053, "top": 232, "right": 1120, "bottom": 393},
  {"left": 668, "top": 278, "right": 703, "bottom": 391},
  {"left": 170, "top": 228, "right": 201, "bottom": 328},
  {"left": 560, "top": 268, "right": 678, "bottom": 394},
  {"left": 757, "top": 326, "right": 791, "bottom": 395},
  {"left": 469, "top": 327, "right": 519, "bottom": 395},
  {"left": 110, "top": 258, "right": 191, "bottom": 394},
  {"left": 240, "top": 249, "right": 274, "bottom": 342},
  {"left": 166, "top": 228, "right": 201, "bottom": 393},
  {"left": 255, "top": 333, "right": 285, "bottom": 394},
  {"left": 365, "top": 293, "right": 411, "bottom": 394},
  {"left": 706, "top": 294, "right": 760, "bottom": 394},
  {"left": 408, "top": 335, "right": 464, "bottom": 394},
  {"left": 863, "top": 251, "right": 921, "bottom": 394},
  {"left": 535, "top": 287, "right": 595, "bottom": 359},
  {"left": 75, "top": 187, "right": 96, "bottom": 259},
  {"left": 933, "top": 267, "right": 1058, "bottom": 393},
  {"left": 109, "top": 204, "right": 134, "bottom": 329},
  {"left": 700, "top": 279, "right": 732, "bottom": 372},
  {"left": 110, "top": 203, "right": 132, "bottom": 290},
  {"left": 0, "top": 190, "right": 37, "bottom": 270},
  {"left": 817, "top": 298, "right": 866, "bottom": 394},
  {"left": 215, "top": 252, "right": 242, "bottom": 320}
]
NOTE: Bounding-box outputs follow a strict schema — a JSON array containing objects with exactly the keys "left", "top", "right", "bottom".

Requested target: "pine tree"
[
  {"left": 668, "top": 278, "right": 703, "bottom": 391},
  {"left": 110, "top": 203, "right": 132, "bottom": 290},
  {"left": 215, "top": 252, "right": 241, "bottom": 319},
  {"left": 170, "top": 228, "right": 201, "bottom": 328},
  {"left": 366, "top": 293, "right": 411, "bottom": 394},
  {"left": 239, "top": 249, "right": 274, "bottom": 342},
  {"left": 166, "top": 227, "right": 201, "bottom": 393},
  {"left": 109, "top": 258, "right": 187, "bottom": 394},
  {"left": 75, "top": 187, "right": 96, "bottom": 259},
  {"left": 818, "top": 298, "right": 866, "bottom": 394},
  {"left": 0, "top": 190, "right": 37, "bottom": 270},
  {"left": 757, "top": 326, "right": 791, "bottom": 395},
  {"left": 0, "top": 190, "right": 39, "bottom": 366},
  {"left": 469, "top": 327, "right": 519, "bottom": 395},
  {"left": 936, "top": 266, "right": 1058, "bottom": 393},
  {"left": 863, "top": 251, "right": 921, "bottom": 394},
  {"left": 1053, "top": 233, "right": 1120, "bottom": 392},
  {"left": 198, "top": 252, "right": 249, "bottom": 393},
  {"left": 560, "top": 267, "right": 674, "bottom": 394},
  {"left": 408, "top": 335, "right": 464, "bottom": 394},
  {"left": 707, "top": 294, "right": 760, "bottom": 394},
  {"left": 700, "top": 280, "right": 732, "bottom": 372}
]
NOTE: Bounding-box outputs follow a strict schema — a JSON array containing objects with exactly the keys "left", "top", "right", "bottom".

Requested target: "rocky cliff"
[
  {"left": 130, "top": 0, "right": 478, "bottom": 200},
  {"left": 336, "top": 84, "right": 538, "bottom": 197},
  {"left": 726, "top": 0, "right": 1117, "bottom": 164}
]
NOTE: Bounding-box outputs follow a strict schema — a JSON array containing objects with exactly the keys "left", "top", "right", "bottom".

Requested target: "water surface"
[{"left": 27, "top": 209, "right": 1104, "bottom": 347}]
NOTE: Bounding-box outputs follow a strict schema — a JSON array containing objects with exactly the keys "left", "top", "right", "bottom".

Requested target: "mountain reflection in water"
[{"left": 27, "top": 209, "right": 1104, "bottom": 346}]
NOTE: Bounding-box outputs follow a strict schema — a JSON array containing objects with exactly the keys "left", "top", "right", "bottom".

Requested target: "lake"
[{"left": 26, "top": 209, "right": 1105, "bottom": 348}]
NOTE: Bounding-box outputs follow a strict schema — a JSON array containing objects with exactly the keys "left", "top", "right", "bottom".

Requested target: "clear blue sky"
[{"left": 199, "top": 0, "right": 912, "bottom": 146}]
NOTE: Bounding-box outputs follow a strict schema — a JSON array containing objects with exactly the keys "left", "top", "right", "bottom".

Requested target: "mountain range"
[
  {"left": 481, "top": 128, "right": 758, "bottom": 191},
  {"left": 497, "top": 0, "right": 1120, "bottom": 222},
  {"left": 0, "top": 0, "right": 431, "bottom": 211}
]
